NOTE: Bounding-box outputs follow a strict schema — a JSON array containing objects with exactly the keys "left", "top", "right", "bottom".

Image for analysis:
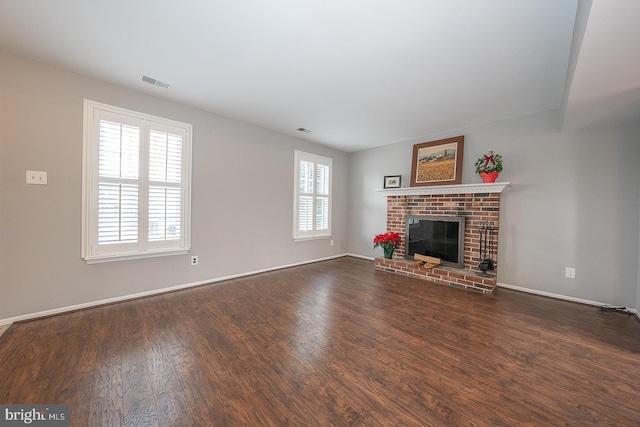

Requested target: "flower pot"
[
  {"left": 479, "top": 170, "right": 499, "bottom": 183},
  {"left": 383, "top": 247, "right": 394, "bottom": 259}
]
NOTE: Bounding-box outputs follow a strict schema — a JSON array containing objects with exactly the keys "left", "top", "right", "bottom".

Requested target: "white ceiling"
[
  {"left": 562, "top": 0, "right": 640, "bottom": 132},
  {"left": 0, "top": 0, "right": 637, "bottom": 152}
]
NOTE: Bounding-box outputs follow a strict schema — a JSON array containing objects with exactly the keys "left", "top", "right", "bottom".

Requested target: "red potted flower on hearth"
[{"left": 373, "top": 232, "right": 402, "bottom": 259}]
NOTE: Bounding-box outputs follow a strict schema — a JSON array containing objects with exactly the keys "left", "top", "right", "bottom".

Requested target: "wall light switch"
[{"left": 26, "top": 170, "right": 48, "bottom": 185}]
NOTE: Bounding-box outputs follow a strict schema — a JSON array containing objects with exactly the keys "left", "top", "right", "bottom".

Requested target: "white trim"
[
  {"left": 366, "top": 262, "right": 636, "bottom": 312},
  {"left": 346, "top": 253, "right": 374, "bottom": 261},
  {"left": 498, "top": 281, "right": 614, "bottom": 307},
  {"left": 4, "top": 261, "right": 635, "bottom": 327},
  {"left": 376, "top": 182, "right": 511, "bottom": 196},
  {"left": 499, "top": 282, "right": 639, "bottom": 319},
  {"left": 293, "top": 235, "right": 332, "bottom": 242},
  {"left": 0, "top": 254, "right": 348, "bottom": 326},
  {"left": 84, "top": 249, "right": 188, "bottom": 264}
]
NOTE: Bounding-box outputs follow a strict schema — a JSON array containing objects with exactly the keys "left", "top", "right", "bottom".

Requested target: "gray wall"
[
  {"left": 348, "top": 110, "right": 640, "bottom": 308},
  {"left": 2, "top": 51, "right": 639, "bottom": 320},
  {"left": 0, "top": 52, "right": 348, "bottom": 320}
]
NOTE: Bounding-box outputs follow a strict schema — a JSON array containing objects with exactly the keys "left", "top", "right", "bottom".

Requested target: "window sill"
[
  {"left": 84, "top": 248, "right": 189, "bottom": 264},
  {"left": 294, "top": 235, "right": 331, "bottom": 242}
]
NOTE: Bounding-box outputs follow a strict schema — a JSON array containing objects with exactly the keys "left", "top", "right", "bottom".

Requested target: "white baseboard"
[
  {"left": 0, "top": 253, "right": 349, "bottom": 326},
  {"left": 355, "top": 260, "right": 639, "bottom": 317},
  {"left": 352, "top": 258, "right": 638, "bottom": 316},
  {"left": 498, "top": 282, "right": 639, "bottom": 316},
  {"left": 3, "top": 258, "right": 635, "bottom": 327},
  {"left": 345, "top": 253, "right": 374, "bottom": 261}
]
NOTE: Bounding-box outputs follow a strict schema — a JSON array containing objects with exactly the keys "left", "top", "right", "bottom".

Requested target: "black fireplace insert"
[{"left": 405, "top": 215, "right": 465, "bottom": 269}]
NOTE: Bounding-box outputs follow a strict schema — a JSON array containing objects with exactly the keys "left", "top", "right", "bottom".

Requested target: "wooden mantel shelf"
[{"left": 376, "top": 182, "right": 511, "bottom": 196}]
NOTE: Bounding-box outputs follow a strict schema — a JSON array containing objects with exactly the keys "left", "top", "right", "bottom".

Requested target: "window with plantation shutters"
[
  {"left": 82, "top": 100, "right": 192, "bottom": 263},
  {"left": 148, "top": 128, "right": 183, "bottom": 242},
  {"left": 294, "top": 151, "right": 332, "bottom": 240}
]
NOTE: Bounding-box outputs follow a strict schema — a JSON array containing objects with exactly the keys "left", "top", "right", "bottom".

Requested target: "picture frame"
[
  {"left": 410, "top": 135, "right": 464, "bottom": 187},
  {"left": 383, "top": 175, "right": 402, "bottom": 189}
]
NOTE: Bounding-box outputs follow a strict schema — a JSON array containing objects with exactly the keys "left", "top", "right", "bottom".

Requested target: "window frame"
[
  {"left": 82, "top": 100, "right": 192, "bottom": 263},
  {"left": 293, "top": 150, "right": 332, "bottom": 241}
]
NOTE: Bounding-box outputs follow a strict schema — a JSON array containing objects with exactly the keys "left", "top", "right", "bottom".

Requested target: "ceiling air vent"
[
  {"left": 297, "top": 128, "right": 311, "bottom": 133},
  {"left": 142, "top": 75, "right": 171, "bottom": 89}
]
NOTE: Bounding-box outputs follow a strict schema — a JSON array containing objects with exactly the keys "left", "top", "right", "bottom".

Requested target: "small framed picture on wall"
[{"left": 383, "top": 175, "right": 402, "bottom": 189}]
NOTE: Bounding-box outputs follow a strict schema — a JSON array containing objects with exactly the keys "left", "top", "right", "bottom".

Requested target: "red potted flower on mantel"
[
  {"left": 475, "top": 151, "right": 503, "bottom": 183},
  {"left": 373, "top": 232, "right": 402, "bottom": 259}
]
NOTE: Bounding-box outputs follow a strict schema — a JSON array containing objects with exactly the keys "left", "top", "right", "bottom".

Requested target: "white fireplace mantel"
[{"left": 376, "top": 182, "right": 511, "bottom": 196}]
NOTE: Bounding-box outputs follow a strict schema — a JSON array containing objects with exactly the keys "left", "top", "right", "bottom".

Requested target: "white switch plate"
[
  {"left": 565, "top": 267, "right": 576, "bottom": 279},
  {"left": 26, "top": 170, "right": 48, "bottom": 185}
]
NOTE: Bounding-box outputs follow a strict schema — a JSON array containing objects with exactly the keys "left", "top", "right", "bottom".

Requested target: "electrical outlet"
[
  {"left": 26, "top": 170, "right": 48, "bottom": 185},
  {"left": 565, "top": 267, "right": 575, "bottom": 279},
  {"left": 330, "top": 240, "right": 334, "bottom": 246},
  {"left": 191, "top": 256, "right": 198, "bottom": 266}
]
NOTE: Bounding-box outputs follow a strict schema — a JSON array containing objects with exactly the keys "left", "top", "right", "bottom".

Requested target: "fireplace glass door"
[{"left": 406, "top": 216, "right": 465, "bottom": 269}]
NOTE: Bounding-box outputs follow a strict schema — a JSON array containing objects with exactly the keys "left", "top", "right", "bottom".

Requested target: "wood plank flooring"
[{"left": 0, "top": 256, "right": 639, "bottom": 426}]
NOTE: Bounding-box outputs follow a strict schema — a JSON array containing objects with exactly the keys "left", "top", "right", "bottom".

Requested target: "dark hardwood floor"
[{"left": 1, "top": 257, "right": 639, "bottom": 426}]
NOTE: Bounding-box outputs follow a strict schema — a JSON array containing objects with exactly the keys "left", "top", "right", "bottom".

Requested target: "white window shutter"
[
  {"left": 96, "top": 119, "right": 141, "bottom": 246},
  {"left": 294, "top": 151, "right": 332, "bottom": 240},
  {"left": 148, "top": 128, "right": 184, "bottom": 243},
  {"left": 82, "top": 100, "right": 192, "bottom": 263}
]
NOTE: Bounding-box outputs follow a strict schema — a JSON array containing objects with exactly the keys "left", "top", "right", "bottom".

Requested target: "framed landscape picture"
[{"left": 410, "top": 136, "right": 464, "bottom": 187}]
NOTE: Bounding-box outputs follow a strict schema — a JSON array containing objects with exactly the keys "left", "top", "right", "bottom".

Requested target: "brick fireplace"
[{"left": 374, "top": 182, "right": 510, "bottom": 294}]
